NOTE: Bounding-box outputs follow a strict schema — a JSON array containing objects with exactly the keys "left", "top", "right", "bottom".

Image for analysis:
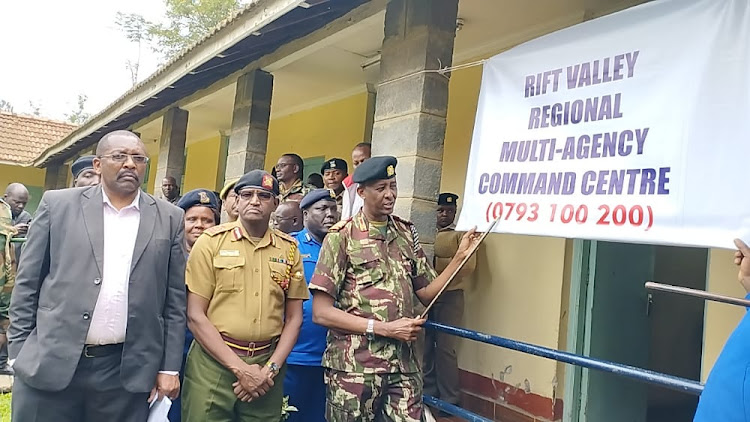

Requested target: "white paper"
[
  {"left": 456, "top": 0, "right": 750, "bottom": 249},
  {"left": 147, "top": 397, "right": 172, "bottom": 422}
]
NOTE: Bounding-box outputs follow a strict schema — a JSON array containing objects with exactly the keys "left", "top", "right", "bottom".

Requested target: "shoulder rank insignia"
[
  {"left": 329, "top": 218, "right": 351, "bottom": 233},
  {"left": 203, "top": 223, "right": 235, "bottom": 237},
  {"left": 391, "top": 214, "right": 413, "bottom": 227},
  {"left": 273, "top": 228, "right": 297, "bottom": 243}
]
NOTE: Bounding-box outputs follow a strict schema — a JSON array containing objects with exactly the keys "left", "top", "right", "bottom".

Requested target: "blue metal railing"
[
  {"left": 422, "top": 320, "right": 704, "bottom": 421},
  {"left": 423, "top": 394, "right": 493, "bottom": 422}
]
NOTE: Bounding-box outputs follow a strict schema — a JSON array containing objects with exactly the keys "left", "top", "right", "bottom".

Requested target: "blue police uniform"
[
  {"left": 283, "top": 227, "right": 328, "bottom": 422},
  {"left": 694, "top": 294, "right": 750, "bottom": 422}
]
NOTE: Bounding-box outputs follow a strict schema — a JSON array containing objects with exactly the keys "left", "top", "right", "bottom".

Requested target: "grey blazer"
[{"left": 8, "top": 185, "right": 187, "bottom": 393}]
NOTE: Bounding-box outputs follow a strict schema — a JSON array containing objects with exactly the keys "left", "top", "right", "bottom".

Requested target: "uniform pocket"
[
  {"left": 213, "top": 256, "right": 246, "bottom": 292},
  {"left": 350, "top": 256, "right": 384, "bottom": 287},
  {"left": 268, "top": 261, "right": 290, "bottom": 292}
]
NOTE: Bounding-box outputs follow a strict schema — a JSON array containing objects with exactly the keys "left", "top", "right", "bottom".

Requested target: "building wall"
[
  {"left": 441, "top": 63, "right": 569, "bottom": 419},
  {"left": 184, "top": 135, "right": 222, "bottom": 193},
  {"left": 265, "top": 92, "right": 369, "bottom": 172},
  {"left": 0, "top": 164, "right": 47, "bottom": 214},
  {"left": 702, "top": 248, "right": 745, "bottom": 381}
]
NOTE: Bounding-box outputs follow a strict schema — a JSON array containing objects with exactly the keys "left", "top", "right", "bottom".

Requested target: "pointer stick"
[
  {"left": 420, "top": 215, "right": 502, "bottom": 319},
  {"left": 645, "top": 281, "right": 750, "bottom": 308}
]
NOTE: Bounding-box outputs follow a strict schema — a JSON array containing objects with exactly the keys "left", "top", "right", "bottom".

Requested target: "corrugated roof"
[
  {"left": 0, "top": 113, "right": 76, "bottom": 165},
  {"left": 33, "top": 0, "right": 371, "bottom": 167}
]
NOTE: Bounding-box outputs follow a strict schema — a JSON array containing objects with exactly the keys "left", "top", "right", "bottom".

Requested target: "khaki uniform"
[
  {"left": 182, "top": 220, "right": 308, "bottom": 421},
  {"left": 423, "top": 225, "right": 476, "bottom": 405}
]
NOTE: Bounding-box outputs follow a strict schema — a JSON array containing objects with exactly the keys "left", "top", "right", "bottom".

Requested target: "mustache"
[{"left": 117, "top": 170, "right": 139, "bottom": 182}]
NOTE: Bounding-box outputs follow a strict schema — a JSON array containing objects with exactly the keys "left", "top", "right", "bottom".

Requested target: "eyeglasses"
[
  {"left": 99, "top": 153, "right": 149, "bottom": 164},
  {"left": 274, "top": 162, "right": 294, "bottom": 171},
  {"left": 238, "top": 190, "right": 274, "bottom": 202}
]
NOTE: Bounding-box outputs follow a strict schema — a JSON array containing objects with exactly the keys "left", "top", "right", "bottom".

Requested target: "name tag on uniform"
[{"left": 219, "top": 249, "right": 240, "bottom": 257}]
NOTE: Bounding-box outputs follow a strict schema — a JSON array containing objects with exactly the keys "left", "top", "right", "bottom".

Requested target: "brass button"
[{"left": 254, "top": 292, "right": 259, "bottom": 297}]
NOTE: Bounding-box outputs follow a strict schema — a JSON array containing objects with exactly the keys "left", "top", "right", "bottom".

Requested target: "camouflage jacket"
[
  {"left": 309, "top": 211, "right": 437, "bottom": 374},
  {"left": 280, "top": 179, "right": 314, "bottom": 202},
  {"left": 0, "top": 199, "right": 17, "bottom": 293}
]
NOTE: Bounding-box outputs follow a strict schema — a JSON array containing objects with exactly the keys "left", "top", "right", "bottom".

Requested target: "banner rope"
[{"left": 377, "top": 58, "right": 487, "bottom": 88}]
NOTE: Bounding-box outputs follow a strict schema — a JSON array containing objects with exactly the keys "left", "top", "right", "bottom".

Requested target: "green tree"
[
  {"left": 117, "top": 0, "right": 246, "bottom": 63},
  {"left": 0, "top": 100, "right": 12, "bottom": 113},
  {"left": 28, "top": 101, "right": 41, "bottom": 117},
  {"left": 65, "top": 94, "right": 90, "bottom": 125},
  {"left": 116, "top": 12, "right": 149, "bottom": 86}
]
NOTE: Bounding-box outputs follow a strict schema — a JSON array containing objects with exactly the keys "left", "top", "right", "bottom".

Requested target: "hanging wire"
[{"left": 377, "top": 58, "right": 487, "bottom": 88}]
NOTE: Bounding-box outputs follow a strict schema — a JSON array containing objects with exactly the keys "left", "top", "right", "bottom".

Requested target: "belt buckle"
[
  {"left": 84, "top": 345, "right": 94, "bottom": 358},
  {"left": 247, "top": 342, "right": 257, "bottom": 357}
]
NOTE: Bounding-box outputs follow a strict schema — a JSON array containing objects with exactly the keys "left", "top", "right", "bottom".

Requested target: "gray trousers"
[
  {"left": 423, "top": 289, "right": 464, "bottom": 405},
  {"left": 12, "top": 350, "right": 149, "bottom": 422}
]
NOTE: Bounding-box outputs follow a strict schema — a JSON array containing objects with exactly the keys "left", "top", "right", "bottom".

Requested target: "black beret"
[
  {"left": 71, "top": 155, "right": 95, "bottom": 178},
  {"left": 321, "top": 158, "right": 348, "bottom": 174},
  {"left": 234, "top": 169, "right": 279, "bottom": 196},
  {"left": 438, "top": 193, "right": 459, "bottom": 206},
  {"left": 352, "top": 156, "right": 397, "bottom": 184},
  {"left": 177, "top": 189, "right": 219, "bottom": 211},
  {"left": 300, "top": 188, "right": 337, "bottom": 210}
]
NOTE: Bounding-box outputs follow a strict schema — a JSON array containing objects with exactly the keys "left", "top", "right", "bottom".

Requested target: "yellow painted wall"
[
  {"left": 441, "top": 64, "right": 569, "bottom": 399},
  {"left": 0, "top": 163, "right": 47, "bottom": 213},
  {"left": 0, "top": 164, "right": 46, "bottom": 189},
  {"left": 184, "top": 135, "right": 222, "bottom": 192},
  {"left": 265, "top": 93, "right": 369, "bottom": 172},
  {"left": 702, "top": 248, "right": 745, "bottom": 381}
]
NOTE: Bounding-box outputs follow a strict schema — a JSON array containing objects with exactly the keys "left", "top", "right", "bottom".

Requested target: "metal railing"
[{"left": 422, "top": 320, "right": 704, "bottom": 420}]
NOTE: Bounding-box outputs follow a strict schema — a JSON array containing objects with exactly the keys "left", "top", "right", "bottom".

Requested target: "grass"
[{"left": 0, "top": 393, "right": 9, "bottom": 422}]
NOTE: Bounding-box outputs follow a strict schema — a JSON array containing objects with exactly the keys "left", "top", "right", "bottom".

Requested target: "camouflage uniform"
[
  {"left": 0, "top": 200, "right": 17, "bottom": 321},
  {"left": 309, "top": 211, "right": 438, "bottom": 422},
  {"left": 279, "top": 179, "right": 313, "bottom": 202}
]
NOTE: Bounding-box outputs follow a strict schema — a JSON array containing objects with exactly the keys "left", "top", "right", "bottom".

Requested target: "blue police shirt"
[
  {"left": 694, "top": 294, "right": 750, "bottom": 422},
  {"left": 287, "top": 228, "right": 329, "bottom": 366}
]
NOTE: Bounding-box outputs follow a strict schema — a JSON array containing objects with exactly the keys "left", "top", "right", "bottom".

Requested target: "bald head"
[
  {"left": 93, "top": 130, "right": 149, "bottom": 201},
  {"left": 4, "top": 183, "right": 29, "bottom": 218},
  {"left": 162, "top": 176, "right": 180, "bottom": 201},
  {"left": 96, "top": 130, "right": 144, "bottom": 156},
  {"left": 273, "top": 201, "right": 303, "bottom": 234}
]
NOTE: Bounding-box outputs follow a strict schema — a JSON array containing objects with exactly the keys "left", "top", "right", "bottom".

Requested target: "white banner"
[{"left": 456, "top": 0, "right": 750, "bottom": 249}]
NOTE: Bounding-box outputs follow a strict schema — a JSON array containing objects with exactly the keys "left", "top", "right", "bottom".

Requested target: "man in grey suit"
[{"left": 9, "top": 130, "right": 187, "bottom": 422}]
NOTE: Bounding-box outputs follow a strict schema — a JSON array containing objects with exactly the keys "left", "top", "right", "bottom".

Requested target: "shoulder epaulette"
[
  {"left": 329, "top": 218, "right": 352, "bottom": 233},
  {"left": 391, "top": 215, "right": 414, "bottom": 227},
  {"left": 273, "top": 229, "right": 297, "bottom": 243},
  {"left": 203, "top": 223, "right": 236, "bottom": 237}
]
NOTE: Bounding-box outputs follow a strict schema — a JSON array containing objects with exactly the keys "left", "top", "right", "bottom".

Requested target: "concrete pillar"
[
  {"left": 44, "top": 163, "right": 68, "bottom": 191},
  {"left": 371, "top": 0, "right": 459, "bottom": 254},
  {"left": 153, "top": 107, "right": 188, "bottom": 195},
  {"left": 362, "top": 83, "right": 377, "bottom": 143},
  {"left": 225, "top": 69, "right": 274, "bottom": 182}
]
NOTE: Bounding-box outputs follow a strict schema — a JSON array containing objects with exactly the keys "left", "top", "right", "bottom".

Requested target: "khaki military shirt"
[
  {"left": 434, "top": 225, "right": 476, "bottom": 291},
  {"left": 309, "top": 211, "right": 437, "bottom": 374},
  {"left": 186, "top": 221, "right": 308, "bottom": 342}
]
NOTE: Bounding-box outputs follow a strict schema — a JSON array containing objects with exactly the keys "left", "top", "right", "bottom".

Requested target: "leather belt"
[
  {"left": 221, "top": 334, "right": 275, "bottom": 357},
  {"left": 83, "top": 343, "right": 124, "bottom": 358}
]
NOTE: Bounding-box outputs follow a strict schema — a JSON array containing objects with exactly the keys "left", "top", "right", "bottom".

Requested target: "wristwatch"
[
  {"left": 366, "top": 319, "right": 376, "bottom": 340},
  {"left": 266, "top": 361, "right": 280, "bottom": 377}
]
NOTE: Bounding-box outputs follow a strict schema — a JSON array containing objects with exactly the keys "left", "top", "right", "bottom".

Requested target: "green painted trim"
[
  {"left": 564, "top": 239, "right": 591, "bottom": 422},
  {"left": 215, "top": 135, "right": 230, "bottom": 191}
]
